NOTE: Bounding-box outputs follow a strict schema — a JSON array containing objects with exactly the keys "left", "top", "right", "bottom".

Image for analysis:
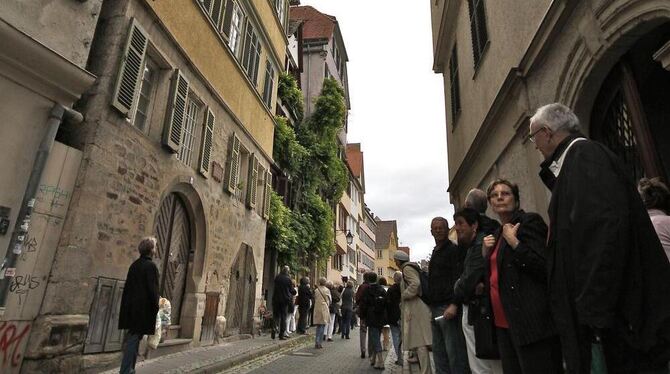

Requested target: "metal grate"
[{"left": 600, "top": 92, "right": 645, "bottom": 181}]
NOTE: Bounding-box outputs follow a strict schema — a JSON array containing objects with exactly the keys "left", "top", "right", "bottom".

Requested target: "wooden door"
[
  {"left": 154, "top": 194, "right": 192, "bottom": 325},
  {"left": 200, "top": 293, "right": 220, "bottom": 343},
  {"left": 225, "top": 245, "right": 257, "bottom": 335},
  {"left": 591, "top": 61, "right": 663, "bottom": 181}
]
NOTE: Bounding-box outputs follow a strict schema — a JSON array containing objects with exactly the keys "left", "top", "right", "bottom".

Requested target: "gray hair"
[
  {"left": 531, "top": 103, "right": 581, "bottom": 133},
  {"left": 281, "top": 265, "right": 290, "bottom": 275},
  {"left": 393, "top": 271, "right": 402, "bottom": 284},
  {"left": 318, "top": 277, "right": 328, "bottom": 286},
  {"left": 138, "top": 236, "right": 157, "bottom": 256},
  {"left": 464, "top": 189, "right": 487, "bottom": 214}
]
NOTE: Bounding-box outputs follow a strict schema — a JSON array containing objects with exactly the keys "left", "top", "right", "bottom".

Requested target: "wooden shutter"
[
  {"left": 247, "top": 155, "right": 259, "bottom": 208},
  {"left": 263, "top": 169, "right": 272, "bottom": 219},
  {"left": 199, "top": 108, "right": 215, "bottom": 177},
  {"left": 103, "top": 280, "right": 125, "bottom": 352},
  {"left": 84, "top": 278, "right": 116, "bottom": 353},
  {"left": 224, "top": 133, "right": 241, "bottom": 194},
  {"left": 163, "top": 70, "right": 190, "bottom": 153},
  {"left": 111, "top": 19, "right": 148, "bottom": 116}
]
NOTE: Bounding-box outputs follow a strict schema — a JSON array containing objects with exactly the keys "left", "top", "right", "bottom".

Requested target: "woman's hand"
[
  {"left": 482, "top": 235, "right": 496, "bottom": 257},
  {"left": 502, "top": 223, "right": 521, "bottom": 249}
]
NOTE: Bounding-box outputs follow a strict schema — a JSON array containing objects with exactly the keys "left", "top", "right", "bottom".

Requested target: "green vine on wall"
[{"left": 268, "top": 78, "right": 348, "bottom": 272}]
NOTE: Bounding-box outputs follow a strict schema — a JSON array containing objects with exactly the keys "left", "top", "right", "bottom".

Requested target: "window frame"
[
  {"left": 262, "top": 60, "right": 275, "bottom": 109},
  {"left": 228, "top": 1, "right": 245, "bottom": 58},
  {"left": 177, "top": 93, "right": 203, "bottom": 167},
  {"left": 130, "top": 55, "right": 159, "bottom": 134},
  {"left": 467, "top": 0, "right": 490, "bottom": 71}
]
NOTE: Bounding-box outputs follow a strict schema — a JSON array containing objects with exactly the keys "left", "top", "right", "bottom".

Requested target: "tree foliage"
[
  {"left": 268, "top": 78, "right": 348, "bottom": 272},
  {"left": 277, "top": 72, "right": 304, "bottom": 123}
]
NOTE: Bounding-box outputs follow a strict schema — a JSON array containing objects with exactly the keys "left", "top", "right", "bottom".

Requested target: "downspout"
[{"left": 0, "top": 103, "right": 84, "bottom": 315}]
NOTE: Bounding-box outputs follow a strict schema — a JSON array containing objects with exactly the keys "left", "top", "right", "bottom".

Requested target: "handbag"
[{"left": 472, "top": 297, "right": 500, "bottom": 359}]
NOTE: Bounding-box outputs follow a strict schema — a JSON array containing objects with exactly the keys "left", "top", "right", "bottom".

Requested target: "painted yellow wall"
[{"left": 145, "top": 0, "right": 287, "bottom": 156}]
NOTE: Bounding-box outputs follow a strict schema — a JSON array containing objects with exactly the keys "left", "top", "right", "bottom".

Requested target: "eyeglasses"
[
  {"left": 528, "top": 127, "right": 547, "bottom": 143},
  {"left": 488, "top": 191, "right": 512, "bottom": 199}
]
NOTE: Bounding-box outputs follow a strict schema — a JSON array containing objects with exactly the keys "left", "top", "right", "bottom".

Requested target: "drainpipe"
[{"left": 0, "top": 103, "right": 84, "bottom": 315}]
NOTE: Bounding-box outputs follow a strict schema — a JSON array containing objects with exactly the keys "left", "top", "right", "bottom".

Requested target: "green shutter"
[
  {"left": 199, "top": 107, "right": 215, "bottom": 177},
  {"left": 263, "top": 169, "right": 272, "bottom": 219},
  {"left": 111, "top": 19, "right": 148, "bottom": 116},
  {"left": 162, "top": 70, "right": 190, "bottom": 153},
  {"left": 224, "top": 133, "right": 241, "bottom": 194},
  {"left": 247, "top": 155, "right": 259, "bottom": 209}
]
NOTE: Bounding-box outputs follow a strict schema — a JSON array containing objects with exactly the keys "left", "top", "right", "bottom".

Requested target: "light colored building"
[
  {"left": 374, "top": 219, "right": 400, "bottom": 285},
  {"left": 2, "top": 0, "right": 289, "bottom": 371},
  {"left": 0, "top": 1, "right": 102, "bottom": 372},
  {"left": 431, "top": 0, "right": 670, "bottom": 213}
]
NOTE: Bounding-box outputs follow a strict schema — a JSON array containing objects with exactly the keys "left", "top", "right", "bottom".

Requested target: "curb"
[{"left": 192, "top": 334, "right": 312, "bottom": 374}]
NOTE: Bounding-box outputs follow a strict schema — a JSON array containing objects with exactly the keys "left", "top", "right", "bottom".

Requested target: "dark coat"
[
  {"left": 341, "top": 287, "right": 354, "bottom": 311},
  {"left": 355, "top": 282, "right": 369, "bottom": 317},
  {"left": 386, "top": 283, "right": 401, "bottom": 326},
  {"left": 329, "top": 287, "right": 341, "bottom": 315},
  {"left": 118, "top": 255, "right": 160, "bottom": 335},
  {"left": 362, "top": 283, "right": 387, "bottom": 328},
  {"left": 543, "top": 136, "right": 670, "bottom": 373},
  {"left": 484, "top": 210, "right": 557, "bottom": 347},
  {"left": 272, "top": 273, "right": 295, "bottom": 307},
  {"left": 297, "top": 283, "right": 312, "bottom": 309},
  {"left": 479, "top": 214, "right": 501, "bottom": 237},
  {"left": 428, "top": 240, "right": 467, "bottom": 306},
  {"left": 453, "top": 233, "right": 486, "bottom": 306}
]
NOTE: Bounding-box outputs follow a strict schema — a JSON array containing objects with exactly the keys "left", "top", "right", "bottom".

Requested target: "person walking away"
[
  {"left": 296, "top": 277, "right": 312, "bottom": 334},
  {"left": 638, "top": 177, "right": 670, "bottom": 261},
  {"left": 452, "top": 208, "right": 502, "bottom": 374},
  {"left": 387, "top": 271, "right": 403, "bottom": 366},
  {"left": 118, "top": 237, "right": 160, "bottom": 374},
  {"left": 313, "top": 277, "right": 331, "bottom": 349},
  {"left": 340, "top": 281, "right": 354, "bottom": 339},
  {"left": 362, "top": 272, "right": 388, "bottom": 370},
  {"left": 395, "top": 250, "right": 433, "bottom": 374},
  {"left": 286, "top": 281, "right": 297, "bottom": 334},
  {"left": 356, "top": 272, "right": 374, "bottom": 358},
  {"left": 483, "top": 179, "right": 562, "bottom": 373},
  {"left": 325, "top": 281, "right": 340, "bottom": 341},
  {"left": 272, "top": 266, "right": 296, "bottom": 340},
  {"left": 378, "top": 277, "right": 391, "bottom": 351},
  {"left": 529, "top": 103, "right": 670, "bottom": 373},
  {"left": 428, "top": 217, "right": 470, "bottom": 374}
]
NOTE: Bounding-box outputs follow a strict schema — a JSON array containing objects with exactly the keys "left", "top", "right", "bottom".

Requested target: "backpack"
[
  {"left": 402, "top": 263, "right": 431, "bottom": 305},
  {"left": 368, "top": 286, "right": 388, "bottom": 327}
]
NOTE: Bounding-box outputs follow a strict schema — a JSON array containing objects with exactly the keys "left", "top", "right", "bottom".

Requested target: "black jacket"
[
  {"left": 272, "top": 273, "right": 295, "bottom": 307},
  {"left": 362, "top": 283, "right": 387, "bottom": 328},
  {"left": 479, "top": 214, "right": 500, "bottom": 237},
  {"left": 484, "top": 210, "right": 557, "bottom": 347},
  {"left": 453, "top": 233, "right": 486, "bottom": 305},
  {"left": 428, "top": 240, "right": 466, "bottom": 306},
  {"left": 297, "top": 283, "right": 312, "bottom": 309},
  {"left": 341, "top": 287, "right": 354, "bottom": 311},
  {"left": 386, "top": 283, "right": 401, "bottom": 326},
  {"left": 543, "top": 136, "right": 670, "bottom": 372},
  {"left": 329, "top": 287, "right": 341, "bottom": 314},
  {"left": 118, "top": 255, "right": 160, "bottom": 335}
]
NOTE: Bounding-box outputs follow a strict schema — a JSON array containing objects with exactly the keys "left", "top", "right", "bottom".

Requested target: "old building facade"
[
  {"left": 1, "top": 0, "right": 289, "bottom": 371},
  {"left": 431, "top": 0, "right": 670, "bottom": 213},
  {"left": 374, "top": 220, "right": 400, "bottom": 285}
]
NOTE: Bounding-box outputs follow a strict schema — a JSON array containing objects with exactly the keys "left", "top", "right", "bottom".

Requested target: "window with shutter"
[
  {"left": 224, "top": 133, "right": 241, "bottom": 194},
  {"left": 111, "top": 19, "right": 148, "bottom": 117},
  {"left": 163, "top": 70, "right": 190, "bottom": 153},
  {"left": 199, "top": 0, "right": 226, "bottom": 31},
  {"left": 228, "top": 2, "right": 245, "bottom": 58},
  {"left": 467, "top": 0, "right": 489, "bottom": 69},
  {"left": 241, "top": 22, "right": 261, "bottom": 84},
  {"left": 449, "top": 45, "right": 461, "bottom": 124},
  {"left": 262, "top": 61, "right": 275, "bottom": 109},
  {"left": 246, "top": 155, "right": 259, "bottom": 209},
  {"left": 177, "top": 96, "right": 201, "bottom": 166},
  {"left": 199, "top": 108, "right": 215, "bottom": 177},
  {"left": 131, "top": 57, "right": 158, "bottom": 132},
  {"left": 263, "top": 169, "right": 271, "bottom": 219}
]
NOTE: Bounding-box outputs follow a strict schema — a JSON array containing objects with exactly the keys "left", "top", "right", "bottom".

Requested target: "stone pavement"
[
  {"left": 226, "top": 328, "right": 420, "bottom": 374},
  {"left": 99, "top": 332, "right": 311, "bottom": 374}
]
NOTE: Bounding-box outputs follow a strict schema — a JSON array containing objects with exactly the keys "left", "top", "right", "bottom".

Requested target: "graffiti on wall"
[{"left": 0, "top": 321, "right": 30, "bottom": 371}]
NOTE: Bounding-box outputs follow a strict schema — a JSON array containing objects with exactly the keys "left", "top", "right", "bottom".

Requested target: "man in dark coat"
[
  {"left": 296, "top": 276, "right": 312, "bottom": 334},
  {"left": 530, "top": 103, "right": 670, "bottom": 373},
  {"left": 118, "top": 237, "right": 160, "bottom": 374},
  {"left": 355, "top": 272, "right": 374, "bottom": 358},
  {"left": 272, "top": 265, "right": 296, "bottom": 340}
]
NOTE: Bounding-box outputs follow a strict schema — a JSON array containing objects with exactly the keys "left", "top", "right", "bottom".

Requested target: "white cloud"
[{"left": 302, "top": 0, "right": 454, "bottom": 261}]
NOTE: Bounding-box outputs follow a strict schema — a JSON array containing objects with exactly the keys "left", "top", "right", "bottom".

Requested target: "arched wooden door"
[
  {"left": 225, "top": 244, "right": 257, "bottom": 335},
  {"left": 154, "top": 193, "right": 192, "bottom": 325}
]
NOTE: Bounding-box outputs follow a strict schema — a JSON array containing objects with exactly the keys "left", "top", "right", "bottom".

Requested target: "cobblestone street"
[{"left": 222, "top": 328, "right": 414, "bottom": 374}]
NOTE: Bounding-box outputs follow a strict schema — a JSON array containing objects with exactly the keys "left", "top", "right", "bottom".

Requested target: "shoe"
[
  {"left": 361, "top": 352, "right": 366, "bottom": 359},
  {"left": 271, "top": 331, "right": 275, "bottom": 340},
  {"left": 346, "top": 336, "right": 350, "bottom": 339},
  {"left": 327, "top": 338, "right": 333, "bottom": 342},
  {"left": 374, "top": 352, "right": 385, "bottom": 370},
  {"left": 279, "top": 336, "right": 286, "bottom": 340}
]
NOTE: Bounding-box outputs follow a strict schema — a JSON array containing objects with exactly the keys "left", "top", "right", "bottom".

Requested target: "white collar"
[{"left": 548, "top": 137, "right": 587, "bottom": 177}]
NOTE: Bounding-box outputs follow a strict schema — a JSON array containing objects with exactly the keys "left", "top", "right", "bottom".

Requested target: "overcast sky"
[{"left": 303, "top": 0, "right": 454, "bottom": 261}]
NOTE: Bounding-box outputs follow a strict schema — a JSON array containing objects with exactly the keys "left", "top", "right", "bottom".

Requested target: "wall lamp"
[{"left": 336, "top": 229, "right": 354, "bottom": 245}]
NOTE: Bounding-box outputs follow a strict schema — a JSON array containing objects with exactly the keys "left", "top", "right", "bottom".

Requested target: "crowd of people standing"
[{"left": 265, "top": 103, "right": 670, "bottom": 374}]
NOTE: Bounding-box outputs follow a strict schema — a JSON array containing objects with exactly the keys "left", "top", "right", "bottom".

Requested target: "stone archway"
[{"left": 224, "top": 244, "right": 257, "bottom": 335}]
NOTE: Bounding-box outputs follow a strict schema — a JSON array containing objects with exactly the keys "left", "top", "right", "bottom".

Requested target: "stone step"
[
  {"left": 164, "top": 324, "right": 180, "bottom": 340},
  {"left": 145, "top": 338, "right": 192, "bottom": 360}
]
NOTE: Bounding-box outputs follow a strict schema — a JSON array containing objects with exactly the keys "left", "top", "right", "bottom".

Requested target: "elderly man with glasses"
[{"left": 528, "top": 103, "right": 670, "bottom": 373}]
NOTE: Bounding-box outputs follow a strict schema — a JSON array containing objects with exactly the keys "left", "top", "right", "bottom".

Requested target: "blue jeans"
[
  {"left": 340, "top": 309, "right": 352, "bottom": 338},
  {"left": 390, "top": 324, "right": 402, "bottom": 361},
  {"left": 368, "top": 326, "right": 383, "bottom": 353},
  {"left": 315, "top": 324, "right": 325, "bottom": 346},
  {"left": 120, "top": 332, "right": 142, "bottom": 374},
  {"left": 431, "top": 305, "right": 470, "bottom": 374}
]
